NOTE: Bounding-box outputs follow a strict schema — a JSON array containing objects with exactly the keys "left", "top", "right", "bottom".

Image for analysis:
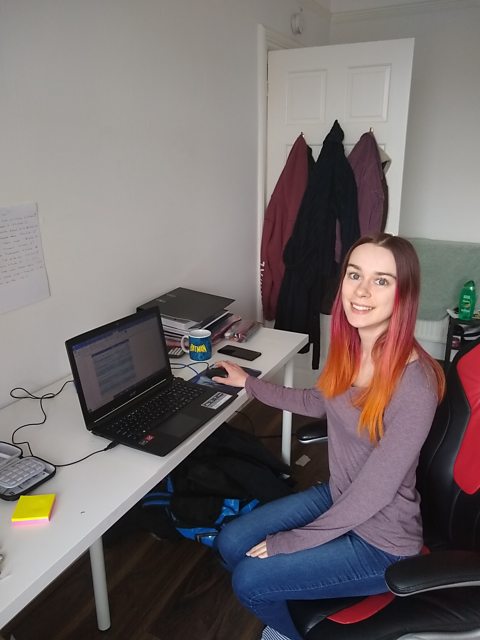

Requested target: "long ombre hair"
[{"left": 317, "top": 233, "right": 445, "bottom": 442}]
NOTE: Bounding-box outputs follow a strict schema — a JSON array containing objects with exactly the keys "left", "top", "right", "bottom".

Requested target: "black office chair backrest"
[{"left": 417, "top": 337, "right": 480, "bottom": 552}]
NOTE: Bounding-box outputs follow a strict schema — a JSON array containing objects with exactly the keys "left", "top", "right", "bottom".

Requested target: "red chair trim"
[
  {"left": 326, "top": 592, "right": 395, "bottom": 624},
  {"left": 454, "top": 347, "right": 480, "bottom": 494},
  {"left": 325, "top": 548, "right": 429, "bottom": 624}
]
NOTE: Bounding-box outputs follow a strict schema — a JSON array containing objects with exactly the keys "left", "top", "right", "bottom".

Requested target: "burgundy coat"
[
  {"left": 348, "top": 131, "right": 387, "bottom": 237},
  {"left": 260, "top": 134, "right": 312, "bottom": 321}
]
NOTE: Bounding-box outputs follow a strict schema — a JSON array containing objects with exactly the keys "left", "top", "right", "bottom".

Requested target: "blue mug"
[{"left": 181, "top": 329, "right": 212, "bottom": 361}]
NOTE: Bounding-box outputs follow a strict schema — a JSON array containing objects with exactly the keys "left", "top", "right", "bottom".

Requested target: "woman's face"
[{"left": 341, "top": 243, "right": 397, "bottom": 338}]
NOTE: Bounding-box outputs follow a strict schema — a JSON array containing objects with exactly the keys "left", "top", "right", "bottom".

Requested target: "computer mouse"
[{"left": 205, "top": 366, "right": 229, "bottom": 379}]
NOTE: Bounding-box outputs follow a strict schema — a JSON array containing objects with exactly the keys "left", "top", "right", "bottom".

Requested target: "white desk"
[{"left": 0, "top": 327, "right": 307, "bottom": 633}]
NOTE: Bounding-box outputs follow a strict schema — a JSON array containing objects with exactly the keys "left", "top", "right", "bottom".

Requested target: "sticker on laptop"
[{"left": 202, "top": 392, "right": 232, "bottom": 410}]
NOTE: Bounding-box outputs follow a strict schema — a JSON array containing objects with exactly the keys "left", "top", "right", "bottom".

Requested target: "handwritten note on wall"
[{"left": 0, "top": 203, "right": 50, "bottom": 314}]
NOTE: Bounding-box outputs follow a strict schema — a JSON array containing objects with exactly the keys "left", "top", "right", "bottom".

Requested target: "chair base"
[
  {"left": 295, "top": 419, "right": 328, "bottom": 444},
  {"left": 290, "top": 587, "right": 480, "bottom": 640}
]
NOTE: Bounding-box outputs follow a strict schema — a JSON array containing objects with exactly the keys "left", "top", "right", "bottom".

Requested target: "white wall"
[
  {"left": 3, "top": 1, "right": 473, "bottom": 407},
  {"left": 329, "top": 1, "right": 480, "bottom": 241},
  {"left": 0, "top": 0, "right": 329, "bottom": 408}
]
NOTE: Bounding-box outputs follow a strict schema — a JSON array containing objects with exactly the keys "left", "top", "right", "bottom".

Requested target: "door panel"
[{"left": 267, "top": 38, "right": 414, "bottom": 234}]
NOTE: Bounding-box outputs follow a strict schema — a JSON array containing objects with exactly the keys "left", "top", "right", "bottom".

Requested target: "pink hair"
[{"left": 318, "top": 234, "right": 445, "bottom": 442}]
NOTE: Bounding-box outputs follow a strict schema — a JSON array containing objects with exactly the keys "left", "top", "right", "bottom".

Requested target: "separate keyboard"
[
  {"left": 0, "top": 457, "right": 46, "bottom": 489},
  {"left": 103, "top": 379, "right": 204, "bottom": 443},
  {"left": 168, "top": 347, "right": 184, "bottom": 359}
]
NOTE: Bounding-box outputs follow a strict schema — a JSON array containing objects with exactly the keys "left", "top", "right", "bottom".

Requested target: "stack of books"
[{"left": 137, "top": 287, "right": 240, "bottom": 347}]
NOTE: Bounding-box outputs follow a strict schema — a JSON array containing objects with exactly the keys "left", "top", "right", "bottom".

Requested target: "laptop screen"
[{"left": 66, "top": 309, "right": 171, "bottom": 423}]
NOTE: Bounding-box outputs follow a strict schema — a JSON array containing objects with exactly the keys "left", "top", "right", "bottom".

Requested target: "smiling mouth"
[{"left": 351, "top": 303, "right": 373, "bottom": 311}]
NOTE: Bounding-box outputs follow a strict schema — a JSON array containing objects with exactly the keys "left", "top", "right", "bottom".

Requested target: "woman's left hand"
[{"left": 246, "top": 540, "right": 269, "bottom": 559}]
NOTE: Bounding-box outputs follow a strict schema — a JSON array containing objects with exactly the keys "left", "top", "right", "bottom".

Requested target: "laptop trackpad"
[{"left": 158, "top": 414, "right": 202, "bottom": 438}]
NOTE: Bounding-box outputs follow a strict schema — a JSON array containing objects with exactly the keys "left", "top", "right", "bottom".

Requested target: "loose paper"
[{"left": 295, "top": 454, "right": 311, "bottom": 467}]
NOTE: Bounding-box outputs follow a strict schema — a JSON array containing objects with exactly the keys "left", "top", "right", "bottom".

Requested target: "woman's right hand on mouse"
[{"left": 213, "top": 360, "right": 249, "bottom": 387}]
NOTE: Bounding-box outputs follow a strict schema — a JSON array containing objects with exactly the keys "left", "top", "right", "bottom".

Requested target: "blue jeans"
[{"left": 216, "top": 483, "right": 404, "bottom": 640}]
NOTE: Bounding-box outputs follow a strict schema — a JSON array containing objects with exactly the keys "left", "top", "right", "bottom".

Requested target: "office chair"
[{"left": 290, "top": 337, "right": 480, "bottom": 639}]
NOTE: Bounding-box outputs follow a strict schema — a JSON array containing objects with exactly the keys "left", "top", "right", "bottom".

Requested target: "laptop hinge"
[{"left": 93, "top": 377, "right": 170, "bottom": 424}]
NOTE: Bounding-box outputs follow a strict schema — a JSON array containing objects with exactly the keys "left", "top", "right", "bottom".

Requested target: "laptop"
[{"left": 65, "top": 308, "right": 234, "bottom": 456}]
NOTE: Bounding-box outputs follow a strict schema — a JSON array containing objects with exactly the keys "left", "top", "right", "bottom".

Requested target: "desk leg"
[
  {"left": 281, "top": 359, "right": 294, "bottom": 465},
  {"left": 89, "top": 537, "right": 111, "bottom": 631}
]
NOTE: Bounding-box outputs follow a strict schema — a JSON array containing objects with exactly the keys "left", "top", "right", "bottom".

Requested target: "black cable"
[
  {"left": 9, "top": 380, "right": 74, "bottom": 456},
  {"left": 9, "top": 380, "right": 120, "bottom": 466},
  {"left": 8, "top": 381, "right": 123, "bottom": 468},
  {"left": 54, "top": 441, "right": 119, "bottom": 468},
  {"left": 170, "top": 362, "right": 209, "bottom": 376}
]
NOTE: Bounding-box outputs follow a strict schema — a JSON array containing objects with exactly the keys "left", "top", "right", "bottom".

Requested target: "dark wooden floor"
[{"left": 4, "top": 401, "right": 329, "bottom": 640}]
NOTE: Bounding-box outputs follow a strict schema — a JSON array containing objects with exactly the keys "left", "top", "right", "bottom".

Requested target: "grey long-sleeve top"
[{"left": 245, "top": 360, "right": 438, "bottom": 557}]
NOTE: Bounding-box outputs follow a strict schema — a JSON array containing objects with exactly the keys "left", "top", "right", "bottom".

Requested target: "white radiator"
[{"left": 415, "top": 316, "right": 449, "bottom": 360}]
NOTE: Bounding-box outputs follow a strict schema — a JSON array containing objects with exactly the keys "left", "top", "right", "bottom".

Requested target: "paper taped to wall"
[{"left": 0, "top": 202, "right": 50, "bottom": 314}]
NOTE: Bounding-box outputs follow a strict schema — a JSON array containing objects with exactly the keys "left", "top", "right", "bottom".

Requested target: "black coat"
[{"left": 275, "top": 121, "right": 359, "bottom": 368}]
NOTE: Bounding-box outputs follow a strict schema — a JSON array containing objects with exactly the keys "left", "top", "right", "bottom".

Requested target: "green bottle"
[{"left": 458, "top": 280, "right": 476, "bottom": 320}]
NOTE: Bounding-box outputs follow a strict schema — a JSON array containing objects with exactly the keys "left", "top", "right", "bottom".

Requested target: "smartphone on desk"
[{"left": 217, "top": 345, "right": 261, "bottom": 361}]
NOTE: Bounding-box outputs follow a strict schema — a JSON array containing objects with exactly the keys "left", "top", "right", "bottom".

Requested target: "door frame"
[{"left": 256, "top": 25, "right": 303, "bottom": 320}]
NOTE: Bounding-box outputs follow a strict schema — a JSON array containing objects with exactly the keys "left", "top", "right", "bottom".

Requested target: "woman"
[{"left": 213, "top": 234, "right": 445, "bottom": 640}]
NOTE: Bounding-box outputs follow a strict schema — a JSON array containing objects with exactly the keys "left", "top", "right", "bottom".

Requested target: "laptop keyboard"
[{"left": 102, "top": 378, "right": 205, "bottom": 443}]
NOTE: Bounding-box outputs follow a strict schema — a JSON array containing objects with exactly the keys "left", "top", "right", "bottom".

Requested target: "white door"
[
  {"left": 267, "top": 38, "right": 414, "bottom": 235},
  {"left": 265, "top": 39, "right": 414, "bottom": 383}
]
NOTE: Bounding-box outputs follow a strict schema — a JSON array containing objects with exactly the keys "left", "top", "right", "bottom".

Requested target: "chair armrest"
[
  {"left": 386, "top": 550, "right": 480, "bottom": 596},
  {"left": 296, "top": 418, "right": 328, "bottom": 444}
]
